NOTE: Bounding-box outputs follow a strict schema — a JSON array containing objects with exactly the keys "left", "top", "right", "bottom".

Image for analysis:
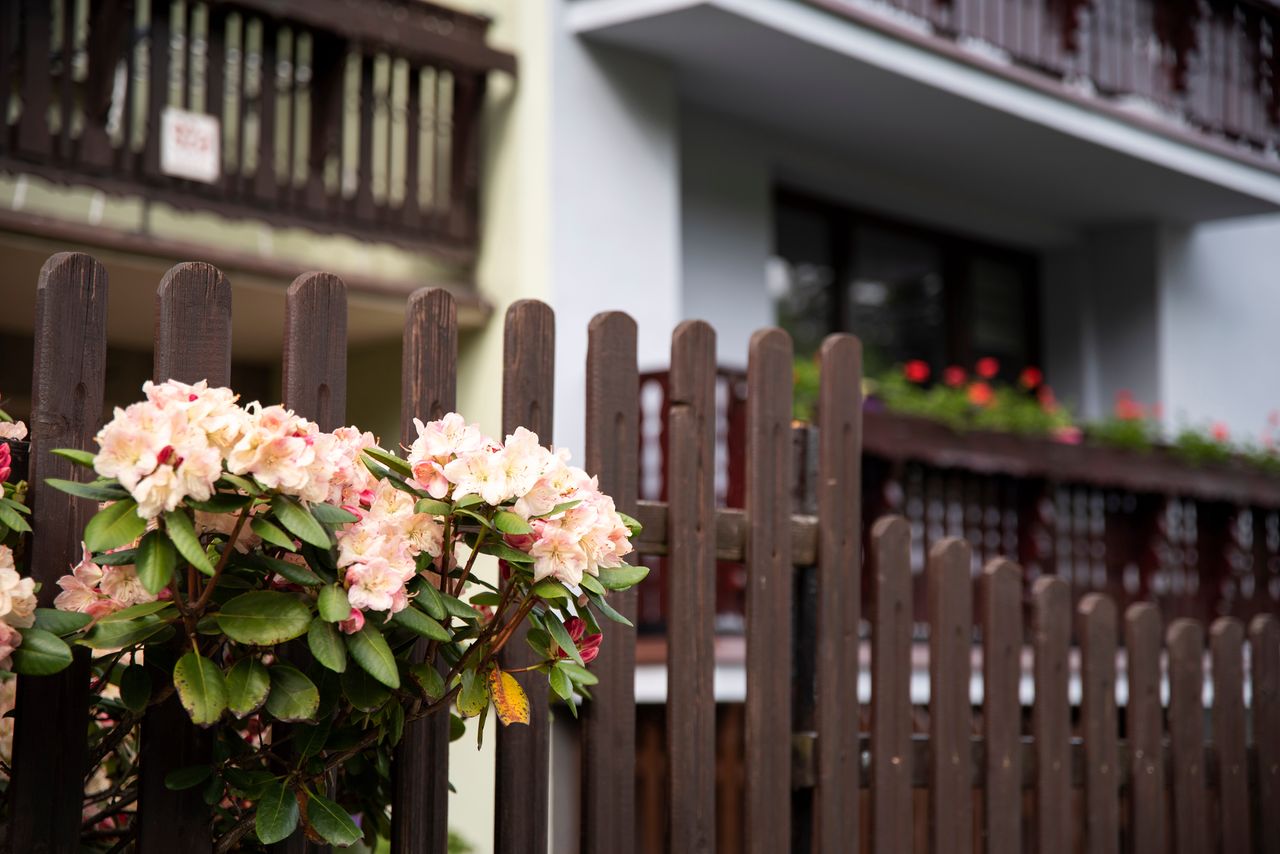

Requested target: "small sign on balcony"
[{"left": 160, "top": 107, "right": 221, "bottom": 184}]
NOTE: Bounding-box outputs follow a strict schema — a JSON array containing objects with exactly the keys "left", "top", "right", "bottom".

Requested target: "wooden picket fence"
[{"left": 3, "top": 251, "right": 1280, "bottom": 853}]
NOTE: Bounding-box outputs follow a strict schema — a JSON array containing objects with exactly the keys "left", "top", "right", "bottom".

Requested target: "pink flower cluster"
[
  {"left": 406, "top": 414, "right": 633, "bottom": 588},
  {"left": 53, "top": 544, "right": 157, "bottom": 619},
  {"left": 336, "top": 480, "right": 444, "bottom": 619},
  {"left": 0, "top": 545, "right": 37, "bottom": 670},
  {"left": 93, "top": 380, "right": 378, "bottom": 519}
]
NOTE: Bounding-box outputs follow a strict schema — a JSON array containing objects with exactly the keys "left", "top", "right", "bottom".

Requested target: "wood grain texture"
[
  {"left": 1032, "top": 576, "right": 1071, "bottom": 854},
  {"left": 744, "top": 328, "right": 794, "bottom": 854},
  {"left": 495, "top": 300, "right": 554, "bottom": 854},
  {"left": 1167, "top": 619, "right": 1208, "bottom": 854},
  {"left": 1209, "top": 618, "right": 1250, "bottom": 854},
  {"left": 7, "top": 253, "right": 107, "bottom": 854},
  {"left": 283, "top": 272, "right": 348, "bottom": 431},
  {"left": 928, "top": 538, "right": 973, "bottom": 854},
  {"left": 138, "top": 262, "right": 232, "bottom": 854},
  {"left": 580, "top": 312, "right": 639, "bottom": 854},
  {"left": 1078, "top": 594, "right": 1119, "bottom": 854},
  {"left": 980, "top": 559, "right": 1022, "bottom": 854},
  {"left": 870, "top": 516, "right": 912, "bottom": 854},
  {"left": 392, "top": 289, "right": 457, "bottom": 854},
  {"left": 814, "top": 333, "right": 862, "bottom": 853},
  {"left": 665, "top": 320, "right": 717, "bottom": 854},
  {"left": 1249, "top": 615, "right": 1279, "bottom": 854},
  {"left": 1123, "top": 603, "right": 1166, "bottom": 854}
]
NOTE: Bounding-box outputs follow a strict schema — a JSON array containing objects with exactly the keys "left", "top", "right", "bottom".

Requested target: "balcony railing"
[
  {"left": 0, "top": 0, "right": 515, "bottom": 253},
  {"left": 813, "top": 0, "right": 1280, "bottom": 154},
  {"left": 637, "top": 368, "right": 1280, "bottom": 634}
]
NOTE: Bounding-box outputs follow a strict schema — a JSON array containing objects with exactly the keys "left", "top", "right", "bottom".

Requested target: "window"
[{"left": 771, "top": 190, "right": 1040, "bottom": 380}]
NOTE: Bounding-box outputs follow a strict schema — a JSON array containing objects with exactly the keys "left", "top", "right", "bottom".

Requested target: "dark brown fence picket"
[
  {"left": 744, "top": 328, "right": 794, "bottom": 854},
  {"left": 869, "top": 516, "right": 912, "bottom": 854},
  {"left": 928, "top": 538, "right": 973, "bottom": 854},
  {"left": 1253, "top": 615, "right": 1280, "bottom": 854},
  {"left": 7, "top": 253, "right": 108, "bottom": 854},
  {"left": 1123, "top": 603, "right": 1166, "bottom": 854},
  {"left": 392, "top": 288, "right": 457, "bottom": 854},
  {"left": 981, "top": 559, "right": 1022, "bottom": 854},
  {"left": 581, "top": 312, "right": 639, "bottom": 853},
  {"left": 137, "top": 262, "right": 233, "bottom": 854},
  {"left": 1209, "top": 617, "right": 1250, "bottom": 854},
  {"left": 1032, "top": 577, "right": 1071, "bottom": 854},
  {"left": 1078, "top": 594, "right": 1118, "bottom": 854},
  {"left": 495, "top": 300, "right": 554, "bottom": 854},
  {"left": 277, "top": 271, "right": 349, "bottom": 854},
  {"left": 1167, "top": 619, "right": 1208, "bottom": 854},
  {"left": 666, "top": 320, "right": 717, "bottom": 853},
  {"left": 813, "top": 333, "right": 862, "bottom": 854}
]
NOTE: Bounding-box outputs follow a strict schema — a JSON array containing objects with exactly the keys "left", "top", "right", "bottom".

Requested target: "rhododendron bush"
[{"left": 11, "top": 380, "right": 645, "bottom": 851}]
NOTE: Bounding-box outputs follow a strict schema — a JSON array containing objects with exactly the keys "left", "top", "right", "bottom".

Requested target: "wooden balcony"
[
  {"left": 0, "top": 0, "right": 515, "bottom": 254},
  {"left": 637, "top": 369, "right": 1280, "bottom": 634},
  {"left": 813, "top": 0, "right": 1280, "bottom": 154}
]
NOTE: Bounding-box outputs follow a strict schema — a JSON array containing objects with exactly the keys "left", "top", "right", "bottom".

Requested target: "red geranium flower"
[
  {"left": 942, "top": 366, "right": 966, "bottom": 388},
  {"left": 903, "top": 360, "right": 930, "bottom": 384},
  {"left": 1114, "top": 390, "right": 1144, "bottom": 421},
  {"left": 968, "top": 382, "right": 994, "bottom": 407},
  {"left": 1019, "top": 366, "right": 1043, "bottom": 389},
  {"left": 975, "top": 357, "right": 999, "bottom": 379}
]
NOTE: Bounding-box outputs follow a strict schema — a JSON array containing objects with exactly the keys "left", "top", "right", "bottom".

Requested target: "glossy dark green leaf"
[
  {"left": 255, "top": 781, "right": 300, "bottom": 844},
  {"left": 534, "top": 579, "right": 570, "bottom": 600},
  {"left": 340, "top": 664, "right": 390, "bottom": 712},
  {"left": 0, "top": 501, "right": 30, "bottom": 533},
  {"left": 80, "top": 614, "right": 173, "bottom": 650},
  {"left": 410, "top": 662, "right": 445, "bottom": 701},
  {"left": 10, "top": 628, "right": 72, "bottom": 675},
  {"left": 587, "top": 590, "right": 633, "bottom": 627},
  {"left": 226, "top": 658, "right": 271, "bottom": 718},
  {"left": 439, "top": 592, "right": 479, "bottom": 622},
  {"left": 344, "top": 625, "right": 399, "bottom": 689},
  {"left": 187, "top": 492, "right": 253, "bottom": 513},
  {"left": 548, "top": 663, "right": 575, "bottom": 702},
  {"left": 163, "top": 509, "right": 215, "bottom": 575},
  {"left": 164, "top": 765, "right": 212, "bottom": 791},
  {"left": 317, "top": 584, "right": 350, "bottom": 622},
  {"left": 414, "top": 497, "right": 451, "bottom": 516},
  {"left": 307, "top": 792, "right": 362, "bottom": 847},
  {"left": 390, "top": 606, "right": 450, "bottom": 641},
  {"left": 493, "top": 510, "right": 533, "bottom": 535},
  {"left": 308, "top": 503, "right": 359, "bottom": 526},
  {"left": 136, "top": 530, "right": 177, "bottom": 595},
  {"left": 33, "top": 608, "right": 92, "bottom": 637},
  {"left": 216, "top": 591, "right": 312, "bottom": 645},
  {"left": 84, "top": 499, "right": 145, "bottom": 552},
  {"left": 50, "top": 448, "right": 96, "bottom": 468},
  {"left": 264, "top": 664, "right": 319, "bottom": 722},
  {"left": 270, "top": 495, "right": 331, "bottom": 549},
  {"left": 596, "top": 564, "right": 649, "bottom": 590},
  {"left": 45, "top": 477, "right": 126, "bottom": 501},
  {"left": 545, "top": 615, "right": 584, "bottom": 666},
  {"left": 173, "top": 651, "right": 228, "bottom": 726},
  {"left": 415, "top": 582, "right": 446, "bottom": 620},
  {"left": 251, "top": 517, "right": 297, "bottom": 551},
  {"left": 120, "top": 663, "right": 152, "bottom": 711},
  {"left": 307, "top": 619, "right": 347, "bottom": 673},
  {"left": 362, "top": 446, "right": 413, "bottom": 478}
]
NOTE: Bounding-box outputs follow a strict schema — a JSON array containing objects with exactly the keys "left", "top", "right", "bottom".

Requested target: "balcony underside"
[{"left": 571, "top": 0, "right": 1280, "bottom": 226}]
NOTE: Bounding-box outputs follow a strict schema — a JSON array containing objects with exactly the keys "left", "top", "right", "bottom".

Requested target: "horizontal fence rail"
[
  {"left": 0, "top": 0, "right": 514, "bottom": 252},
  {"left": 0, "top": 250, "right": 1278, "bottom": 854}
]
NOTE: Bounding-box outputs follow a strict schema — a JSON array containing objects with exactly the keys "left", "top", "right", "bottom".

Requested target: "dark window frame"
[{"left": 774, "top": 186, "right": 1043, "bottom": 373}]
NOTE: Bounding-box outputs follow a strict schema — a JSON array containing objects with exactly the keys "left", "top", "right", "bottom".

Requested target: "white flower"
[
  {"left": 529, "top": 526, "right": 589, "bottom": 586},
  {"left": 0, "top": 422, "right": 27, "bottom": 441}
]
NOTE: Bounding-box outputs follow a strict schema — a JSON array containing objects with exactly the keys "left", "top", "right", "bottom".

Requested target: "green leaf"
[
  {"left": 479, "top": 541, "right": 534, "bottom": 565},
  {"left": 494, "top": 510, "right": 533, "bottom": 535},
  {"left": 33, "top": 608, "right": 92, "bottom": 637},
  {"left": 545, "top": 616, "right": 584, "bottom": 666},
  {"left": 340, "top": 665, "right": 390, "bottom": 712},
  {"left": 457, "top": 669, "right": 488, "bottom": 718},
  {"left": 0, "top": 501, "right": 30, "bottom": 534},
  {"left": 10, "top": 628, "right": 73, "bottom": 675},
  {"left": 120, "top": 663, "right": 153, "bottom": 711},
  {"left": 587, "top": 591, "right": 633, "bottom": 627},
  {"left": 596, "top": 564, "right": 649, "bottom": 590},
  {"left": 93, "top": 547, "right": 137, "bottom": 566},
  {"left": 469, "top": 592, "right": 502, "bottom": 607},
  {"left": 363, "top": 446, "right": 414, "bottom": 478},
  {"left": 534, "top": 579, "right": 570, "bottom": 600},
  {"left": 579, "top": 574, "right": 606, "bottom": 596},
  {"left": 294, "top": 718, "right": 331, "bottom": 759},
  {"left": 453, "top": 493, "right": 483, "bottom": 509},
  {"left": 439, "top": 592, "right": 479, "bottom": 622},
  {"left": 317, "top": 585, "right": 350, "bottom": 622},
  {"left": 308, "top": 503, "right": 359, "bottom": 526},
  {"left": 548, "top": 663, "right": 575, "bottom": 702},
  {"left": 414, "top": 498, "right": 452, "bottom": 516},
  {"left": 557, "top": 660, "right": 599, "bottom": 686},
  {"left": 306, "top": 793, "right": 362, "bottom": 847},
  {"left": 164, "top": 765, "right": 212, "bottom": 791},
  {"left": 136, "top": 530, "right": 177, "bottom": 595},
  {"left": 81, "top": 614, "right": 173, "bottom": 649},
  {"left": 225, "top": 768, "right": 276, "bottom": 800},
  {"left": 345, "top": 625, "right": 399, "bottom": 689},
  {"left": 217, "top": 473, "right": 262, "bottom": 496},
  {"left": 450, "top": 713, "right": 466, "bottom": 741},
  {"left": 255, "top": 782, "right": 300, "bottom": 845},
  {"left": 307, "top": 620, "right": 347, "bottom": 673},
  {"left": 51, "top": 448, "right": 96, "bottom": 468},
  {"left": 410, "top": 662, "right": 445, "bottom": 701},
  {"left": 45, "top": 477, "right": 127, "bottom": 502},
  {"left": 254, "top": 554, "right": 323, "bottom": 588},
  {"left": 84, "top": 499, "right": 146, "bottom": 551},
  {"left": 618, "top": 512, "right": 643, "bottom": 535},
  {"left": 1, "top": 497, "right": 29, "bottom": 515},
  {"left": 390, "top": 606, "right": 450, "bottom": 642},
  {"left": 226, "top": 658, "right": 271, "bottom": 718},
  {"left": 264, "top": 664, "right": 320, "bottom": 722},
  {"left": 270, "top": 495, "right": 331, "bottom": 549},
  {"left": 163, "top": 510, "right": 215, "bottom": 575},
  {"left": 173, "top": 651, "right": 228, "bottom": 726},
  {"left": 251, "top": 517, "right": 297, "bottom": 551},
  {"left": 415, "top": 582, "right": 446, "bottom": 620},
  {"left": 97, "top": 600, "right": 175, "bottom": 622},
  {"left": 187, "top": 492, "right": 253, "bottom": 513},
  {"left": 216, "top": 591, "right": 312, "bottom": 645}
]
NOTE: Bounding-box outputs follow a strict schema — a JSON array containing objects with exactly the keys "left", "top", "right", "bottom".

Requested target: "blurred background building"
[{"left": 3, "top": 0, "right": 1280, "bottom": 850}]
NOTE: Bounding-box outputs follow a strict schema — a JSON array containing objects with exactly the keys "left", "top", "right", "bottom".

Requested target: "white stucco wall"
[{"left": 1158, "top": 214, "right": 1280, "bottom": 440}]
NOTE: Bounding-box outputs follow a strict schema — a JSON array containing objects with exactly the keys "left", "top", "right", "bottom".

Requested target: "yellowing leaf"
[{"left": 487, "top": 668, "right": 530, "bottom": 727}]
